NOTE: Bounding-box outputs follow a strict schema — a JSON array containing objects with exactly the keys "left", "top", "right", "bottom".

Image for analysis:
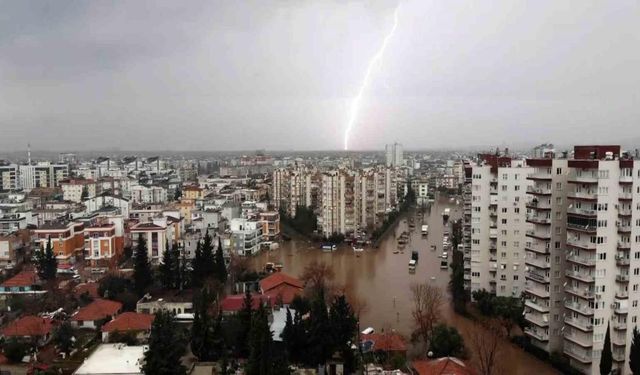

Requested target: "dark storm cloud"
[{"left": 0, "top": 0, "right": 638, "bottom": 151}]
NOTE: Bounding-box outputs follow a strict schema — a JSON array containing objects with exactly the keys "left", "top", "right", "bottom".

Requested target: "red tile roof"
[
  {"left": 220, "top": 294, "right": 272, "bottom": 313},
  {"left": 72, "top": 299, "right": 122, "bottom": 322},
  {"left": 263, "top": 284, "right": 302, "bottom": 305},
  {"left": 101, "top": 312, "right": 155, "bottom": 333},
  {"left": 259, "top": 273, "right": 303, "bottom": 293},
  {"left": 1, "top": 316, "right": 53, "bottom": 337},
  {"left": 1, "top": 271, "right": 38, "bottom": 288},
  {"left": 360, "top": 333, "right": 407, "bottom": 352},
  {"left": 412, "top": 358, "right": 477, "bottom": 375}
]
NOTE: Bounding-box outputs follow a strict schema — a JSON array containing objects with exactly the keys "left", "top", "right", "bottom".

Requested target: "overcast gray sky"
[{"left": 1, "top": 0, "right": 638, "bottom": 151}]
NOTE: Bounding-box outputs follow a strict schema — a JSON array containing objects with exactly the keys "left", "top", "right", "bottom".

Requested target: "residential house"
[
  {"left": 0, "top": 270, "right": 43, "bottom": 295},
  {"left": 220, "top": 294, "right": 272, "bottom": 315},
  {"left": 71, "top": 299, "right": 122, "bottom": 329},
  {"left": 259, "top": 272, "right": 303, "bottom": 305},
  {"left": 1, "top": 316, "right": 53, "bottom": 346},
  {"left": 101, "top": 312, "right": 155, "bottom": 343},
  {"left": 412, "top": 358, "right": 477, "bottom": 375}
]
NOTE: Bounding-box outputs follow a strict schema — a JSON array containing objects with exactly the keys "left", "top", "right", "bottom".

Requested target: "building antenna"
[{"left": 27, "top": 143, "right": 32, "bottom": 165}]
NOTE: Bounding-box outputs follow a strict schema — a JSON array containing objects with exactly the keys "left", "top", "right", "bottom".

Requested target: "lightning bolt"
[{"left": 344, "top": 3, "right": 400, "bottom": 151}]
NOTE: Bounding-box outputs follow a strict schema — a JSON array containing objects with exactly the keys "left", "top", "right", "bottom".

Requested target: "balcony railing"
[
  {"left": 615, "top": 256, "right": 630, "bottom": 266},
  {"left": 616, "top": 274, "right": 630, "bottom": 283},
  {"left": 524, "top": 327, "right": 549, "bottom": 342},
  {"left": 564, "top": 331, "right": 594, "bottom": 347},
  {"left": 526, "top": 215, "right": 551, "bottom": 225},
  {"left": 612, "top": 321, "right": 627, "bottom": 331},
  {"left": 527, "top": 186, "right": 551, "bottom": 195},
  {"left": 566, "top": 255, "right": 596, "bottom": 267},
  {"left": 527, "top": 200, "right": 551, "bottom": 210},
  {"left": 563, "top": 348, "right": 592, "bottom": 364},
  {"left": 525, "top": 299, "right": 549, "bottom": 313},
  {"left": 526, "top": 271, "right": 550, "bottom": 283},
  {"left": 525, "top": 285, "right": 549, "bottom": 298},
  {"left": 525, "top": 256, "right": 550, "bottom": 269},
  {"left": 565, "top": 301, "right": 594, "bottom": 315},
  {"left": 564, "top": 286, "right": 594, "bottom": 299},
  {"left": 570, "top": 174, "right": 598, "bottom": 184},
  {"left": 525, "top": 313, "right": 549, "bottom": 327},
  {"left": 568, "top": 191, "right": 597, "bottom": 200},
  {"left": 567, "top": 206, "right": 597, "bottom": 216},
  {"left": 615, "top": 290, "right": 628, "bottom": 299},
  {"left": 565, "top": 270, "right": 595, "bottom": 283},
  {"left": 526, "top": 230, "right": 551, "bottom": 240},
  {"left": 567, "top": 223, "right": 597, "bottom": 233},
  {"left": 564, "top": 317, "right": 593, "bottom": 332},
  {"left": 567, "top": 237, "right": 596, "bottom": 250}
]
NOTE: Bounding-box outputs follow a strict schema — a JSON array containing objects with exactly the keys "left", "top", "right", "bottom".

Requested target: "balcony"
[
  {"left": 564, "top": 286, "right": 594, "bottom": 300},
  {"left": 566, "top": 255, "right": 596, "bottom": 267},
  {"left": 525, "top": 242, "right": 549, "bottom": 255},
  {"left": 525, "top": 313, "right": 549, "bottom": 327},
  {"left": 616, "top": 274, "right": 630, "bottom": 283},
  {"left": 563, "top": 348, "right": 592, "bottom": 364},
  {"left": 567, "top": 222, "right": 597, "bottom": 233},
  {"left": 612, "top": 321, "right": 627, "bottom": 331},
  {"left": 565, "top": 301, "right": 594, "bottom": 316},
  {"left": 569, "top": 174, "right": 598, "bottom": 184},
  {"left": 526, "top": 271, "right": 550, "bottom": 284},
  {"left": 618, "top": 242, "right": 631, "bottom": 250},
  {"left": 615, "top": 256, "right": 630, "bottom": 266},
  {"left": 567, "top": 237, "right": 596, "bottom": 251},
  {"left": 525, "top": 285, "right": 549, "bottom": 298},
  {"left": 615, "top": 290, "right": 628, "bottom": 299},
  {"left": 524, "top": 328, "right": 549, "bottom": 342},
  {"left": 525, "top": 299, "right": 549, "bottom": 313},
  {"left": 527, "top": 171, "right": 552, "bottom": 181},
  {"left": 619, "top": 192, "right": 633, "bottom": 201},
  {"left": 489, "top": 229, "right": 497, "bottom": 239},
  {"left": 614, "top": 304, "right": 628, "bottom": 315},
  {"left": 567, "top": 206, "right": 597, "bottom": 217},
  {"left": 618, "top": 207, "right": 632, "bottom": 217},
  {"left": 564, "top": 331, "right": 594, "bottom": 348},
  {"left": 525, "top": 256, "right": 550, "bottom": 269},
  {"left": 526, "top": 214, "right": 551, "bottom": 225},
  {"left": 527, "top": 186, "right": 551, "bottom": 196},
  {"left": 526, "top": 229, "right": 551, "bottom": 241},
  {"left": 617, "top": 225, "right": 632, "bottom": 234},
  {"left": 564, "top": 317, "right": 593, "bottom": 332},
  {"left": 568, "top": 191, "right": 598, "bottom": 201},
  {"left": 527, "top": 200, "right": 551, "bottom": 211},
  {"left": 565, "top": 270, "right": 595, "bottom": 283}
]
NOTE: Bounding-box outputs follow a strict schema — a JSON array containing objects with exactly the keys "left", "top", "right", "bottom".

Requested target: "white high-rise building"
[
  {"left": 0, "top": 164, "right": 18, "bottom": 192},
  {"left": 18, "top": 163, "right": 69, "bottom": 191},
  {"left": 518, "top": 145, "right": 640, "bottom": 375},
  {"left": 469, "top": 155, "right": 532, "bottom": 297},
  {"left": 385, "top": 143, "right": 403, "bottom": 167}
]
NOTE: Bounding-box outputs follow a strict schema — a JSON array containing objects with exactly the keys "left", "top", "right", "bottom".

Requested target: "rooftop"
[
  {"left": 1, "top": 270, "right": 38, "bottom": 288},
  {"left": 412, "top": 358, "right": 477, "bottom": 375},
  {"left": 72, "top": 299, "right": 123, "bottom": 322},
  {"left": 1, "top": 316, "right": 53, "bottom": 337},
  {"left": 220, "top": 293, "right": 272, "bottom": 312},
  {"left": 102, "top": 312, "right": 154, "bottom": 333},
  {"left": 73, "top": 344, "right": 146, "bottom": 375},
  {"left": 259, "top": 272, "right": 303, "bottom": 292}
]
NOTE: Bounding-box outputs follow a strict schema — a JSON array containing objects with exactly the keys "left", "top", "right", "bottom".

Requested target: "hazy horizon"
[{"left": 1, "top": 0, "right": 639, "bottom": 151}]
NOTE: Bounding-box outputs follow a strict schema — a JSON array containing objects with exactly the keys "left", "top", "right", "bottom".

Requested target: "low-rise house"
[
  {"left": 0, "top": 270, "right": 43, "bottom": 295},
  {"left": 220, "top": 293, "right": 272, "bottom": 315},
  {"left": 1, "top": 316, "right": 53, "bottom": 345},
  {"left": 71, "top": 298, "right": 122, "bottom": 329},
  {"left": 136, "top": 291, "right": 193, "bottom": 318},
  {"left": 412, "top": 358, "right": 477, "bottom": 375},
  {"left": 259, "top": 272, "right": 303, "bottom": 305},
  {"left": 73, "top": 344, "right": 145, "bottom": 375},
  {"left": 101, "top": 312, "right": 155, "bottom": 343},
  {"left": 360, "top": 333, "right": 407, "bottom": 356}
]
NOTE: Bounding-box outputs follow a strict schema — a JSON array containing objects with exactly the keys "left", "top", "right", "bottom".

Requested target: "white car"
[{"left": 361, "top": 327, "right": 375, "bottom": 335}]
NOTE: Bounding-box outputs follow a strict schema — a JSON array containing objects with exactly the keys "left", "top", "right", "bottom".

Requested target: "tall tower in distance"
[
  {"left": 385, "top": 142, "right": 403, "bottom": 167},
  {"left": 27, "top": 143, "right": 32, "bottom": 165}
]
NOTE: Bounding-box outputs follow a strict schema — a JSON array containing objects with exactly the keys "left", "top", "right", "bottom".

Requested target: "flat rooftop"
[{"left": 73, "top": 344, "right": 147, "bottom": 375}]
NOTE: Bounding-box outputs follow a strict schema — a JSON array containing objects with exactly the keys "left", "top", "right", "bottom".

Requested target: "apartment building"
[
  {"left": 272, "top": 167, "right": 315, "bottom": 217},
  {"left": 523, "top": 156, "right": 569, "bottom": 354},
  {"left": 259, "top": 211, "right": 280, "bottom": 241},
  {"left": 469, "top": 154, "right": 531, "bottom": 297},
  {"left": 130, "top": 218, "right": 174, "bottom": 264},
  {"left": 34, "top": 221, "right": 85, "bottom": 264},
  {"left": 0, "top": 230, "right": 30, "bottom": 269},
  {"left": 130, "top": 185, "right": 168, "bottom": 204},
  {"left": 60, "top": 179, "right": 97, "bottom": 203},
  {"left": 229, "top": 218, "right": 263, "bottom": 256},
  {"left": 385, "top": 143, "right": 403, "bottom": 167},
  {"left": 517, "top": 145, "right": 640, "bottom": 375},
  {"left": 0, "top": 164, "right": 19, "bottom": 191},
  {"left": 84, "top": 222, "right": 124, "bottom": 268},
  {"left": 18, "top": 163, "right": 69, "bottom": 191}
]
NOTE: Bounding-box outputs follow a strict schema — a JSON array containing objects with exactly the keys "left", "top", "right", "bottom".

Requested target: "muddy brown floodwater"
[{"left": 250, "top": 195, "right": 558, "bottom": 375}]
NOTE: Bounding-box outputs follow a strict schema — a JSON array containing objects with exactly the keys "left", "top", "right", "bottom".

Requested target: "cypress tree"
[
  {"left": 192, "top": 241, "right": 203, "bottom": 287},
  {"left": 201, "top": 231, "right": 215, "bottom": 276},
  {"left": 214, "top": 236, "right": 227, "bottom": 283},
  {"left": 237, "top": 289, "right": 253, "bottom": 357},
  {"left": 630, "top": 326, "right": 640, "bottom": 375},
  {"left": 41, "top": 237, "right": 58, "bottom": 280},
  {"left": 142, "top": 310, "right": 187, "bottom": 375},
  {"left": 307, "top": 290, "right": 332, "bottom": 367},
  {"left": 600, "top": 322, "right": 612, "bottom": 375},
  {"left": 133, "top": 234, "right": 153, "bottom": 296},
  {"left": 246, "top": 303, "right": 273, "bottom": 375},
  {"left": 159, "top": 242, "right": 176, "bottom": 289}
]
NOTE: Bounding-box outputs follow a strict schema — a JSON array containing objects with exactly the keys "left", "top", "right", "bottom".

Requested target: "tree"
[
  {"left": 174, "top": 187, "right": 182, "bottom": 201},
  {"left": 214, "top": 236, "right": 227, "bottom": 284},
  {"left": 177, "top": 246, "right": 190, "bottom": 290},
  {"left": 81, "top": 186, "right": 89, "bottom": 200},
  {"left": 600, "top": 322, "right": 612, "bottom": 375},
  {"left": 306, "top": 289, "right": 333, "bottom": 367},
  {"left": 329, "top": 295, "right": 358, "bottom": 373},
  {"left": 193, "top": 232, "right": 216, "bottom": 287},
  {"left": 468, "top": 324, "right": 502, "bottom": 375},
  {"left": 53, "top": 321, "right": 75, "bottom": 355},
  {"left": 142, "top": 310, "right": 187, "bottom": 375},
  {"left": 133, "top": 234, "right": 153, "bottom": 296},
  {"left": 246, "top": 303, "right": 274, "bottom": 375},
  {"left": 35, "top": 237, "right": 57, "bottom": 280},
  {"left": 237, "top": 288, "right": 254, "bottom": 357},
  {"left": 410, "top": 283, "right": 443, "bottom": 346},
  {"left": 630, "top": 326, "right": 640, "bottom": 375},
  {"left": 191, "top": 288, "right": 224, "bottom": 361},
  {"left": 300, "top": 261, "right": 335, "bottom": 298},
  {"left": 3, "top": 338, "right": 28, "bottom": 363},
  {"left": 159, "top": 243, "right": 179, "bottom": 289},
  {"left": 192, "top": 241, "right": 203, "bottom": 287},
  {"left": 429, "top": 324, "right": 465, "bottom": 358},
  {"left": 493, "top": 296, "right": 524, "bottom": 337}
]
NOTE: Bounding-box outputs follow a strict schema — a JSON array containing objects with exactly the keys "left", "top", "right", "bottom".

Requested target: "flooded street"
[{"left": 251, "top": 195, "right": 557, "bottom": 374}]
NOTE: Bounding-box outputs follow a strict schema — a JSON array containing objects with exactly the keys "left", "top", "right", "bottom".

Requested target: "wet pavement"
[{"left": 251, "top": 195, "right": 558, "bottom": 374}]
